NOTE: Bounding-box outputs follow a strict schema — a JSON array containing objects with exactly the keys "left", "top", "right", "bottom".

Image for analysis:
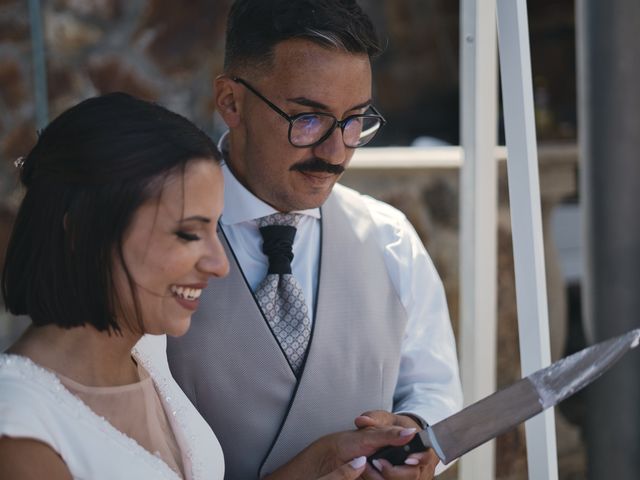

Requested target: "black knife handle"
[{"left": 367, "top": 434, "right": 428, "bottom": 469}]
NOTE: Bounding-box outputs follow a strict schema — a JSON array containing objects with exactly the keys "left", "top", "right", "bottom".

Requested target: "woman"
[{"left": 0, "top": 94, "right": 413, "bottom": 479}]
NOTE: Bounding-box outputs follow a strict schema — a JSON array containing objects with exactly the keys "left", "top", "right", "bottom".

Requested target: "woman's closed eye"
[{"left": 175, "top": 231, "right": 201, "bottom": 242}]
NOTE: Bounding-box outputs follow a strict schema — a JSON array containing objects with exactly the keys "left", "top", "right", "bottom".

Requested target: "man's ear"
[{"left": 215, "top": 75, "right": 242, "bottom": 128}]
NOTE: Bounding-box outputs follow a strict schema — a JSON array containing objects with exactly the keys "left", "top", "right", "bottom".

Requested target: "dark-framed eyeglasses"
[{"left": 233, "top": 77, "right": 386, "bottom": 148}]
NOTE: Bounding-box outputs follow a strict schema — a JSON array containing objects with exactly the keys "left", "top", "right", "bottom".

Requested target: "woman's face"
[{"left": 116, "top": 159, "right": 229, "bottom": 337}]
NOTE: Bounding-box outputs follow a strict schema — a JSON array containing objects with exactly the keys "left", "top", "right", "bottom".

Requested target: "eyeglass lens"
[{"left": 290, "top": 114, "right": 382, "bottom": 148}]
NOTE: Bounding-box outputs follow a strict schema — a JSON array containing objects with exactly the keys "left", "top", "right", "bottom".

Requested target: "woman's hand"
[
  {"left": 317, "top": 456, "right": 367, "bottom": 479},
  {"left": 263, "top": 425, "right": 417, "bottom": 480}
]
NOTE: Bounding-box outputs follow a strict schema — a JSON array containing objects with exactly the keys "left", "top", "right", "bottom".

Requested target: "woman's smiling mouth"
[{"left": 170, "top": 284, "right": 206, "bottom": 310}]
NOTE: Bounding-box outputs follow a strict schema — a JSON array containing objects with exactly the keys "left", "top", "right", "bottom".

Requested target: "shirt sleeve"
[
  {"left": 363, "top": 196, "right": 463, "bottom": 475},
  {"left": 362, "top": 195, "right": 463, "bottom": 423}
]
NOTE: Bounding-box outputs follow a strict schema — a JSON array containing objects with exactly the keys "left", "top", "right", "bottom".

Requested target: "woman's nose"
[{"left": 198, "top": 236, "right": 230, "bottom": 278}]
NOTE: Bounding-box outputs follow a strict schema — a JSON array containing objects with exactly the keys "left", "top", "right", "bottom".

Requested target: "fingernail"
[
  {"left": 372, "top": 459, "right": 383, "bottom": 471},
  {"left": 400, "top": 427, "right": 417, "bottom": 437},
  {"left": 349, "top": 456, "right": 366, "bottom": 469},
  {"left": 405, "top": 458, "right": 420, "bottom": 465}
]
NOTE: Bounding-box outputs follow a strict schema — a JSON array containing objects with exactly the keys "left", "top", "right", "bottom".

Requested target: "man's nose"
[{"left": 312, "top": 127, "right": 348, "bottom": 166}]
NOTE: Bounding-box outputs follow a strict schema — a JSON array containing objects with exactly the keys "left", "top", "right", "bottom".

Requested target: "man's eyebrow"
[
  {"left": 178, "top": 215, "right": 211, "bottom": 224},
  {"left": 287, "top": 97, "right": 373, "bottom": 112},
  {"left": 287, "top": 97, "right": 329, "bottom": 110}
]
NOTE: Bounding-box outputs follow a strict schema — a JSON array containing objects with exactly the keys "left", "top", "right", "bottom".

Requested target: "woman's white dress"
[{"left": 0, "top": 334, "right": 224, "bottom": 479}]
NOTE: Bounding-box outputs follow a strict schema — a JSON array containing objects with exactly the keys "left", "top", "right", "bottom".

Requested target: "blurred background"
[{"left": 0, "top": 1, "right": 638, "bottom": 479}]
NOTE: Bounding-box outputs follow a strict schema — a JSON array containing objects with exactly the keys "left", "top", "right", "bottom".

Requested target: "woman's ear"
[{"left": 215, "top": 75, "right": 242, "bottom": 128}]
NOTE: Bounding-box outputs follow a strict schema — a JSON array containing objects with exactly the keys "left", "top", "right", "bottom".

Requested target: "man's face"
[{"left": 226, "top": 39, "right": 373, "bottom": 212}]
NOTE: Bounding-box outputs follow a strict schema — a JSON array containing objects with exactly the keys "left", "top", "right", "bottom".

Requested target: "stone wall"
[
  {"left": 0, "top": 0, "right": 232, "bottom": 217},
  {"left": 0, "top": 0, "right": 576, "bottom": 207}
]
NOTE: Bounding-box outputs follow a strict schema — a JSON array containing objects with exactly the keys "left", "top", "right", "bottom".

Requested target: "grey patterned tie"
[{"left": 255, "top": 213, "right": 311, "bottom": 375}]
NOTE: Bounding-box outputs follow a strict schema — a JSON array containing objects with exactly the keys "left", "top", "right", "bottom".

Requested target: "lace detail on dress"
[
  {"left": 0, "top": 354, "right": 181, "bottom": 480},
  {"left": 132, "top": 345, "right": 204, "bottom": 480}
]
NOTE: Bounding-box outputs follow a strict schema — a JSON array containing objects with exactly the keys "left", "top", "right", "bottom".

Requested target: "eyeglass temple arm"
[{"left": 231, "top": 76, "right": 293, "bottom": 123}]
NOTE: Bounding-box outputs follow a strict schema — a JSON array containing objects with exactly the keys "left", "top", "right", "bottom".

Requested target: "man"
[{"left": 167, "top": 1, "right": 463, "bottom": 479}]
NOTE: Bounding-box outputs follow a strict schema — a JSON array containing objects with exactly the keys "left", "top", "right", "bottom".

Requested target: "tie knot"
[
  {"left": 257, "top": 213, "right": 300, "bottom": 228},
  {"left": 257, "top": 214, "right": 300, "bottom": 275}
]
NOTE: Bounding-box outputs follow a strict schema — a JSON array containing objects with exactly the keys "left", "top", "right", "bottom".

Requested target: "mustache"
[{"left": 290, "top": 158, "right": 345, "bottom": 175}]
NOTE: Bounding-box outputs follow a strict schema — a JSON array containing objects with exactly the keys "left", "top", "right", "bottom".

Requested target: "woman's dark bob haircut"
[{"left": 2, "top": 92, "right": 221, "bottom": 333}]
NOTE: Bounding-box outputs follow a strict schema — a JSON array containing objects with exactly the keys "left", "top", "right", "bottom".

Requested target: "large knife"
[{"left": 369, "top": 328, "right": 640, "bottom": 467}]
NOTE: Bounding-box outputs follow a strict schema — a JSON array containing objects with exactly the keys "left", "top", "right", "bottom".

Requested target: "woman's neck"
[{"left": 7, "top": 323, "right": 142, "bottom": 386}]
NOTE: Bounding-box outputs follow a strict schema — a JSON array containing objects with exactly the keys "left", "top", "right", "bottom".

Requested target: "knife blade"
[{"left": 369, "top": 328, "right": 640, "bottom": 467}]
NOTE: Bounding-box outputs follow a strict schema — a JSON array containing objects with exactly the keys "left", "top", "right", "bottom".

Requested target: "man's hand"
[
  {"left": 354, "top": 410, "right": 422, "bottom": 430},
  {"left": 355, "top": 410, "right": 439, "bottom": 480}
]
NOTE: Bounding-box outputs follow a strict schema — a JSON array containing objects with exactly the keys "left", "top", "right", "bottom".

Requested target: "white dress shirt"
[{"left": 219, "top": 160, "right": 463, "bottom": 429}]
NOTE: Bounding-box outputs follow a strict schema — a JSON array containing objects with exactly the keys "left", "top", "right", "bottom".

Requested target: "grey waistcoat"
[{"left": 167, "top": 184, "right": 408, "bottom": 479}]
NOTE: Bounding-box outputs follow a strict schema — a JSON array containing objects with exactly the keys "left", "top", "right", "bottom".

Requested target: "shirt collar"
[{"left": 218, "top": 131, "right": 321, "bottom": 226}]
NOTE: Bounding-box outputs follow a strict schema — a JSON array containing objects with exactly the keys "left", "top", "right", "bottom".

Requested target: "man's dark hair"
[
  {"left": 2, "top": 92, "right": 221, "bottom": 333},
  {"left": 224, "top": 0, "right": 382, "bottom": 72}
]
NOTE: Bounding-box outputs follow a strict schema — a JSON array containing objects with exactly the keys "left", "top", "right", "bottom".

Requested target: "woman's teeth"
[{"left": 170, "top": 285, "right": 202, "bottom": 301}]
